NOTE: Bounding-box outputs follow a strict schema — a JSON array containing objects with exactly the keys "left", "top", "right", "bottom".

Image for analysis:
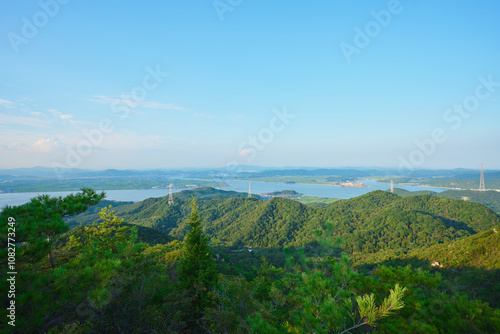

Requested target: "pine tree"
[
  {"left": 1, "top": 188, "right": 105, "bottom": 269},
  {"left": 177, "top": 197, "right": 218, "bottom": 329}
]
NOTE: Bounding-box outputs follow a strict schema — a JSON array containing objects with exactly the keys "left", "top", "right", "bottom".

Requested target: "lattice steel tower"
[
  {"left": 479, "top": 164, "right": 485, "bottom": 191},
  {"left": 168, "top": 183, "right": 174, "bottom": 205}
]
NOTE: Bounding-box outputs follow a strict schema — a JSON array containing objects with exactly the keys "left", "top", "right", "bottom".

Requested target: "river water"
[{"left": 0, "top": 179, "right": 446, "bottom": 208}]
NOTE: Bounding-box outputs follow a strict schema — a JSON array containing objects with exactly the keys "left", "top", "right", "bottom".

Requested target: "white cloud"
[
  {"left": 0, "top": 137, "right": 64, "bottom": 153},
  {"left": 31, "top": 137, "right": 64, "bottom": 152},
  {"left": 0, "top": 113, "right": 49, "bottom": 127},
  {"left": 0, "top": 142, "right": 28, "bottom": 151},
  {"left": 47, "top": 109, "right": 73, "bottom": 121},
  {"left": 0, "top": 98, "right": 16, "bottom": 108},
  {"left": 88, "top": 95, "right": 187, "bottom": 112},
  {"left": 239, "top": 148, "right": 252, "bottom": 158}
]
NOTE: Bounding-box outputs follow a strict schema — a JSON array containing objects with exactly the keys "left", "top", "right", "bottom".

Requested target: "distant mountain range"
[{"left": 1, "top": 166, "right": 496, "bottom": 180}]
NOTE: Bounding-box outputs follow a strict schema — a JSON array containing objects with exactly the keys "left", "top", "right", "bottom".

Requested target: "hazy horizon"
[{"left": 1, "top": 164, "right": 498, "bottom": 173}]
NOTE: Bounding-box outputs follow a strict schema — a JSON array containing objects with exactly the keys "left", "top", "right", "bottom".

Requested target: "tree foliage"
[
  {"left": 1, "top": 188, "right": 104, "bottom": 269},
  {"left": 2, "top": 188, "right": 500, "bottom": 333},
  {"left": 176, "top": 197, "right": 218, "bottom": 331}
]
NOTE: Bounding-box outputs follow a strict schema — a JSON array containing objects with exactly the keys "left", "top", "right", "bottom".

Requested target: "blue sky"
[{"left": 1, "top": 0, "right": 499, "bottom": 170}]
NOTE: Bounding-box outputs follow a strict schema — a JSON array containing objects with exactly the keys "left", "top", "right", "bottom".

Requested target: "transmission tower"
[
  {"left": 168, "top": 183, "right": 174, "bottom": 205},
  {"left": 390, "top": 179, "right": 394, "bottom": 193},
  {"left": 479, "top": 164, "right": 485, "bottom": 191},
  {"left": 248, "top": 181, "right": 251, "bottom": 198}
]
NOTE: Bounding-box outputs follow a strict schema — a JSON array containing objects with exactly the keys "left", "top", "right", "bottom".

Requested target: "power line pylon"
[
  {"left": 168, "top": 183, "right": 174, "bottom": 205},
  {"left": 479, "top": 164, "right": 485, "bottom": 191}
]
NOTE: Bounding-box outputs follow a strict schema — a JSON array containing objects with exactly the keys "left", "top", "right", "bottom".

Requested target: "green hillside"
[
  {"left": 66, "top": 187, "right": 250, "bottom": 231},
  {"left": 4, "top": 188, "right": 500, "bottom": 333},
  {"left": 67, "top": 188, "right": 500, "bottom": 257},
  {"left": 390, "top": 188, "right": 500, "bottom": 214},
  {"left": 64, "top": 199, "right": 133, "bottom": 227},
  {"left": 438, "top": 189, "right": 500, "bottom": 214},
  {"left": 351, "top": 226, "right": 500, "bottom": 308},
  {"left": 390, "top": 188, "right": 437, "bottom": 197},
  {"left": 410, "top": 226, "right": 500, "bottom": 270},
  {"left": 59, "top": 222, "right": 174, "bottom": 247}
]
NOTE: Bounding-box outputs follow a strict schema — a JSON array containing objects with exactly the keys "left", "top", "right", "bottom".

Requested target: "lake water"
[
  {"left": 0, "top": 179, "right": 446, "bottom": 208},
  {"left": 225, "top": 179, "right": 446, "bottom": 198}
]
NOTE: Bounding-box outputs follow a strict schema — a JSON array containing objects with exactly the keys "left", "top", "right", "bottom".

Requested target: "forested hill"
[
  {"left": 352, "top": 225, "right": 500, "bottom": 308},
  {"left": 66, "top": 187, "right": 250, "bottom": 231},
  {"left": 67, "top": 188, "right": 500, "bottom": 256},
  {"left": 6, "top": 187, "right": 500, "bottom": 333},
  {"left": 409, "top": 226, "right": 500, "bottom": 270},
  {"left": 392, "top": 188, "right": 500, "bottom": 213}
]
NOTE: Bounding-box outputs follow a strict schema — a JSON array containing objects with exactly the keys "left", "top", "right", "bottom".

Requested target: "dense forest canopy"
[
  {"left": 2, "top": 187, "right": 499, "bottom": 333},
  {"left": 68, "top": 187, "right": 500, "bottom": 252}
]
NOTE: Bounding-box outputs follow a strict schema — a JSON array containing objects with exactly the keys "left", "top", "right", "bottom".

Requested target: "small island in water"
[{"left": 259, "top": 189, "right": 303, "bottom": 199}]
